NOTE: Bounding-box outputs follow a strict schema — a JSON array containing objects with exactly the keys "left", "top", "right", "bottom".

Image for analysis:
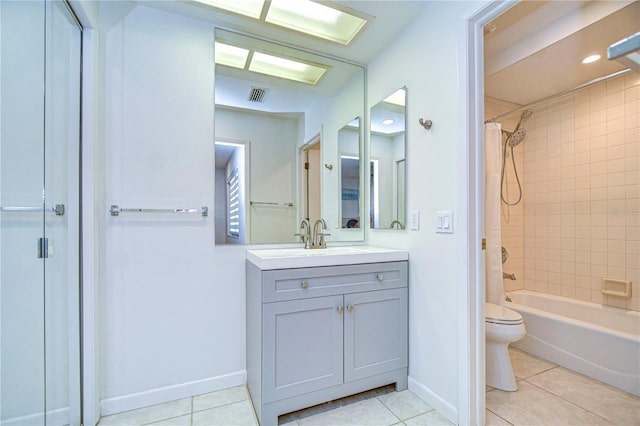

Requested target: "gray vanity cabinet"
[{"left": 246, "top": 260, "right": 408, "bottom": 426}]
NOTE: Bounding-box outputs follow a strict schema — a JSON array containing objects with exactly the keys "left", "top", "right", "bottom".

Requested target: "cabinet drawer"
[{"left": 261, "top": 261, "right": 407, "bottom": 302}]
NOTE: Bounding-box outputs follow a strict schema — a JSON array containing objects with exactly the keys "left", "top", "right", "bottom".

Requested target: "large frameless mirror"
[
  {"left": 213, "top": 29, "right": 365, "bottom": 244},
  {"left": 370, "top": 87, "right": 407, "bottom": 230}
]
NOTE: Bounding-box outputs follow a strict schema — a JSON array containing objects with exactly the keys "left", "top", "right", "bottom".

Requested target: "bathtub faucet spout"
[{"left": 503, "top": 272, "right": 516, "bottom": 280}]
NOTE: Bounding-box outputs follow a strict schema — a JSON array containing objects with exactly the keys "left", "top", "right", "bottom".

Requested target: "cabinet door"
[
  {"left": 263, "top": 295, "right": 344, "bottom": 403},
  {"left": 344, "top": 288, "right": 408, "bottom": 382}
]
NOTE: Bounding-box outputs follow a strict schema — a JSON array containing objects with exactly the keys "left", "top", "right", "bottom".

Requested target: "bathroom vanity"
[{"left": 246, "top": 247, "right": 409, "bottom": 425}]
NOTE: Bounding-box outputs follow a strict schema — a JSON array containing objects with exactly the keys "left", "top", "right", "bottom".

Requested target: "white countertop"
[{"left": 246, "top": 246, "right": 409, "bottom": 270}]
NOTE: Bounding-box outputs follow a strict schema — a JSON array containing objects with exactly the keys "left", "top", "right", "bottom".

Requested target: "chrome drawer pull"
[
  {"left": 347, "top": 304, "right": 354, "bottom": 312},
  {"left": 301, "top": 281, "right": 309, "bottom": 289},
  {"left": 377, "top": 274, "right": 384, "bottom": 281},
  {"left": 337, "top": 305, "right": 344, "bottom": 314}
]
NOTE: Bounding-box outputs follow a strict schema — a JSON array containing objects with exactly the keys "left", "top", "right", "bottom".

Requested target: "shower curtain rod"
[{"left": 484, "top": 68, "right": 632, "bottom": 123}]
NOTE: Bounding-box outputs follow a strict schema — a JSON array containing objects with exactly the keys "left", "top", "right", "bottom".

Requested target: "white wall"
[
  {"left": 367, "top": 2, "right": 489, "bottom": 423},
  {"left": 98, "top": 5, "right": 247, "bottom": 414}
]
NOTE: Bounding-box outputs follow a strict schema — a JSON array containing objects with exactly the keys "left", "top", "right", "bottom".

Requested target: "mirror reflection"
[
  {"left": 370, "top": 87, "right": 406, "bottom": 229},
  {"left": 213, "top": 29, "right": 365, "bottom": 244},
  {"left": 338, "top": 118, "right": 361, "bottom": 229}
]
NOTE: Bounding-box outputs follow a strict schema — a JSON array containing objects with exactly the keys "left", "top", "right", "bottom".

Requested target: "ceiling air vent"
[{"left": 248, "top": 87, "right": 269, "bottom": 103}]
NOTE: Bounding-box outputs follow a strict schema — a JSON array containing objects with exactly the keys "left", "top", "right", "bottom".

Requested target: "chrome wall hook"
[
  {"left": 324, "top": 164, "right": 333, "bottom": 170},
  {"left": 419, "top": 118, "right": 432, "bottom": 129}
]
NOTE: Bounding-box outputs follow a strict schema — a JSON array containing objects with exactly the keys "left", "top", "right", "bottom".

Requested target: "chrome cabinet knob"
[
  {"left": 377, "top": 274, "right": 384, "bottom": 281},
  {"left": 301, "top": 281, "right": 309, "bottom": 289},
  {"left": 337, "top": 305, "right": 344, "bottom": 314},
  {"left": 347, "top": 304, "right": 354, "bottom": 312}
]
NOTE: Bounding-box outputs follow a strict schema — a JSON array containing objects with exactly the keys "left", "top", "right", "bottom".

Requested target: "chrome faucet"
[
  {"left": 389, "top": 220, "right": 404, "bottom": 230},
  {"left": 311, "top": 218, "right": 330, "bottom": 249},
  {"left": 295, "top": 219, "right": 311, "bottom": 248}
]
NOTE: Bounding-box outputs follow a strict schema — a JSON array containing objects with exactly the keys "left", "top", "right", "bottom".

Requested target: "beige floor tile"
[
  {"left": 486, "top": 381, "right": 613, "bottom": 425},
  {"left": 145, "top": 414, "right": 192, "bottom": 426},
  {"left": 526, "top": 367, "right": 640, "bottom": 425},
  {"left": 403, "top": 410, "right": 453, "bottom": 426},
  {"left": 192, "top": 400, "right": 258, "bottom": 426},
  {"left": 377, "top": 390, "right": 434, "bottom": 421},
  {"left": 297, "top": 397, "right": 399, "bottom": 426},
  {"left": 193, "top": 385, "right": 249, "bottom": 412},
  {"left": 98, "top": 398, "right": 192, "bottom": 425},
  {"left": 485, "top": 409, "right": 512, "bottom": 426},
  {"left": 509, "top": 348, "right": 556, "bottom": 380}
]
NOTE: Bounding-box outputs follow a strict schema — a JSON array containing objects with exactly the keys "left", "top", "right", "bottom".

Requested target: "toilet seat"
[{"left": 485, "top": 302, "right": 523, "bottom": 325}]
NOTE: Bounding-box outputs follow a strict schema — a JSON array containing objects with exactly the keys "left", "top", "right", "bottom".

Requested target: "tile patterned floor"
[
  {"left": 486, "top": 348, "right": 640, "bottom": 426},
  {"left": 98, "top": 348, "right": 640, "bottom": 426}
]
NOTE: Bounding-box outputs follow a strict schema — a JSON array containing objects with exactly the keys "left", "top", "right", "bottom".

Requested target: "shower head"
[
  {"left": 507, "top": 128, "right": 527, "bottom": 147},
  {"left": 511, "top": 109, "right": 533, "bottom": 134}
]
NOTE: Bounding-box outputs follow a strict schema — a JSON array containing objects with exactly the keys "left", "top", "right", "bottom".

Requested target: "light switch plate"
[
  {"left": 435, "top": 211, "right": 454, "bottom": 233},
  {"left": 410, "top": 210, "right": 420, "bottom": 230}
]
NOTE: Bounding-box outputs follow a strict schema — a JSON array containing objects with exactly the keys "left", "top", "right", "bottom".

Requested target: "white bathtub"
[{"left": 505, "top": 290, "right": 640, "bottom": 396}]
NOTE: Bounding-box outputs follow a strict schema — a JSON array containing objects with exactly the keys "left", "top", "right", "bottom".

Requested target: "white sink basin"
[{"left": 247, "top": 246, "right": 408, "bottom": 270}]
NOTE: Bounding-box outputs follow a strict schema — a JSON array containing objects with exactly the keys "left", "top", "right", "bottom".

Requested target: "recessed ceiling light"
[
  {"left": 382, "top": 119, "right": 395, "bottom": 125},
  {"left": 248, "top": 52, "right": 327, "bottom": 85},
  {"left": 384, "top": 88, "right": 406, "bottom": 107},
  {"left": 194, "top": 0, "right": 265, "bottom": 19},
  {"left": 215, "top": 42, "right": 249, "bottom": 69},
  {"left": 265, "top": 0, "right": 369, "bottom": 45},
  {"left": 582, "top": 54, "right": 601, "bottom": 64},
  {"left": 196, "top": 0, "right": 370, "bottom": 45}
]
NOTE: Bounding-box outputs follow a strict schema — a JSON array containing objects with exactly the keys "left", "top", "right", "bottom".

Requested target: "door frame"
[{"left": 463, "top": 1, "right": 517, "bottom": 424}]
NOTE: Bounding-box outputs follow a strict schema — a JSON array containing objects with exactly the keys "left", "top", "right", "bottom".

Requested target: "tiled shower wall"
[
  {"left": 522, "top": 73, "right": 640, "bottom": 311},
  {"left": 485, "top": 72, "right": 640, "bottom": 311}
]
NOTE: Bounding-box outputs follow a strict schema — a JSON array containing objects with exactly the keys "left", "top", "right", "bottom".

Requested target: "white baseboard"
[
  {"left": 1, "top": 407, "right": 69, "bottom": 426},
  {"left": 408, "top": 376, "right": 458, "bottom": 424},
  {"left": 100, "top": 370, "right": 247, "bottom": 416}
]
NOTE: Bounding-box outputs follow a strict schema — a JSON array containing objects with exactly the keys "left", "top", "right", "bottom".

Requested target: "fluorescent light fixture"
[
  {"left": 215, "top": 42, "right": 249, "bottom": 69},
  {"left": 384, "top": 88, "right": 406, "bottom": 107},
  {"left": 193, "top": 0, "right": 265, "bottom": 19},
  {"left": 265, "top": 0, "right": 368, "bottom": 45},
  {"left": 382, "top": 119, "right": 395, "bottom": 125},
  {"left": 249, "top": 52, "right": 327, "bottom": 84},
  {"left": 582, "top": 54, "right": 601, "bottom": 64}
]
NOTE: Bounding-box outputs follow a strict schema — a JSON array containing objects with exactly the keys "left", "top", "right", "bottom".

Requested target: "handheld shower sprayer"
[{"left": 501, "top": 109, "right": 533, "bottom": 206}]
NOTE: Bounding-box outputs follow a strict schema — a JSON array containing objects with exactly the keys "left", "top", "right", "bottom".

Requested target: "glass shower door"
[{"left": 0, "top": 1, "right": 81, "bottom": 425}]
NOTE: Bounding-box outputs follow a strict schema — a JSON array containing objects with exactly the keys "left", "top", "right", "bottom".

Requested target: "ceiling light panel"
[
  {"left": 249, "top": 52, "right": 327, "bottom": 85},
  {"left": 265, "top": 0, "right": 369, "bottom": 45},
  {"left": 194, "top": 0, "right": 265, "bottom": 19},
  {"left": 384, "top": 89, "right": 406, "bottom": 107},
  {"left": 215, "top": 42, "right": 250, "bottom": 69}
]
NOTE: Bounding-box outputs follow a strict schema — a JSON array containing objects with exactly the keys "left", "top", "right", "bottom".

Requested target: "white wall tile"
[{"left": 494, "top": 75, "right": 639, "bottom": 311}]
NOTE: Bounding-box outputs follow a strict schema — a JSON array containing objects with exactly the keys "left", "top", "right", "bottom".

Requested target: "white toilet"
[{"left": 485, "top": 302, "right": 526, "bottom": 391}]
